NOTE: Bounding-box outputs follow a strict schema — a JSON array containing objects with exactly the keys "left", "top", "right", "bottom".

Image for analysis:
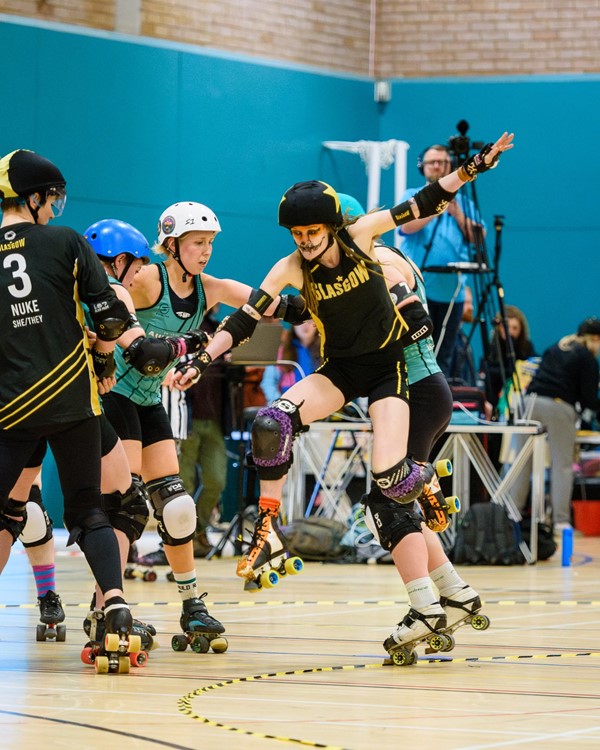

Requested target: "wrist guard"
[
  {"left": 411, "top": 181, "right": 457, "bottom": 218},
  {"left": 457, "top": 143, "right": 498, "bottom": 182},
  {"left": 180, "top": 329, "right": 209, "bottom": 355},
  {"left": 274, "top": 294, "right": 312, "bottom": 325},
  {"left": 176, "top": 351, "right": 212, "bottom": 385},
  {"left": 91, "top": 348, "right": 116, "bottom": 379},
  {"left": 399, "top": 301, "right": 434, "bottom": 344}
]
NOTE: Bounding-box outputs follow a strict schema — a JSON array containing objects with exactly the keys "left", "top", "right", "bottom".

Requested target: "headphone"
[{"left": 417, "top": 144, "right": 454, "bottom": 175}]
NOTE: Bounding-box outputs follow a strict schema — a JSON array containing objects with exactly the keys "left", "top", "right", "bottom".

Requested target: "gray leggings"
[{"left": 507, "top": 394, "right": 578, "bottom": 525}]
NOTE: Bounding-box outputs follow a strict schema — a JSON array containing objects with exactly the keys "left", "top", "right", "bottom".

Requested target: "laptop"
[{"left": 229, "top": 321, "right": 284, "bottom": 364}]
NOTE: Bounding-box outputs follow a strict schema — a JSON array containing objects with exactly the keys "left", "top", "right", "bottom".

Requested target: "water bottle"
[{"left": 561, "top": 527, "right": 573, "bottom": 567}]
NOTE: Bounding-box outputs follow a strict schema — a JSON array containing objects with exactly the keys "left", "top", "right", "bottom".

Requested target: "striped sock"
[
  {"left": 33, "top": 564, "right": 55, "bottom": 598},
  {"left": 173, "top": 569, "right": 198, "bottom": 602}
]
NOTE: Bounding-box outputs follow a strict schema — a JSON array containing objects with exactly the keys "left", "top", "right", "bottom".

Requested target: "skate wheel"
[
  {"left": 117, "top": 656, "right": 131, "bottom": 674},
  {"left": 124, "top": 567, "right": 134, "bottom": 580},
  {"left": 446, "top": 496, "right": 461, "bottom": 514},
  {"left": 105, "top": 633, "right": 120, "bottom": 652},
  {"left": 211, "top": 637, "right": 228, "bottom": 654},
  {"left": 435, "top": 459, "right": 452, "bottom": 477},
  {"left": 144, "top": 570, "right": 158, "bottom": 582},
  {"left": 391, "top": 649, "right": 413, "bottom": 667},
  {"left": 284, "top": 556, "right": 303, "bottom": 575},
  {"left": 406, "top": 651, "right": 418, "bottom": 665},
  {"left": 260, "top": 569, "right": 279, "bottom": 589},
  {"left": 470, "top": 613, "right": 490, "bottom": 631},
  {"left": 36, "top": 623, "right": 46, "bottom": 642},
  {"left": 81, "top": 646, "right": 96, "bottom": 665},
  {"left": 130, "top": 650, "right": 148, "bottom": 667},
  {"left": 128, "top": 634, "right": 142, "bottom": 653},
  {"left": 428, "top": 633, "right": 451, "bottom": 652},
  {"left": 442, "top": 633, "right": 456, "bottom": 652},
  {"left": 191, "top": 635, "right": 210, "bottom": 654},
  {"left": 95, "top": 655, "right": 110, "bottom": 674},
  {"left": 171, "top": 634, "right": 188, "bottom": 652},
  {"left": 56, "top": 624, "right": 67, "bottom": 642}
]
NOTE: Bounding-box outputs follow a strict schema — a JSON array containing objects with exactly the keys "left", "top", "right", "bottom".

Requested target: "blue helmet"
[
  {"left": 337, "top": 193, "right": 365, "bottom": 219},
  {"left": 84, "top": 219, "right": 150, "bottom": 262}
]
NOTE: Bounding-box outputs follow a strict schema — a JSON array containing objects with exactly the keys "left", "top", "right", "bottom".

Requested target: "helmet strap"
[
  {"left": 117, "top": 255, "right": 135, "bottom": 284},
  {"left": 27, "top": 194, "right": 42, "bottom": 225},
  {"left": 312, "top": 232, "right": 335, "bottom": 264},
  {"left": 169, "top": 237, "right": 193, "bottom": 282}
]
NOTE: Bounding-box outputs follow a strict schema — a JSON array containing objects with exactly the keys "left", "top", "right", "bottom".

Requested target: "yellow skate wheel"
[
  {"left": 446, "top": 496, "right": 461, "bottom": 514},
  {"left": 470, "top": 613, "right": 490, "bottom": 631},
  {"left": 435, "top": 459, "right": 452, "bottom": 477},
  {"left": 442, "top": 633, "right": 456, "bottom": 652},
  {"left": 391, "top": 649, "right": 413, "bottom": 667},
  {"left": 95, "top": 655, "right": 109, "bottom": 674},
  {"left": 104, "top": 633, "right": 120, "bottom": 652},
  {"left": 211, "top": 637, "right": 228, "bottom": 654},
  {"left": 284, "top": 556, "right": 303, "bottom": 575},
  {"left": 260, "top": 569, "right": 279, "bottom": 589},
  {"left": 117, "top": 656, "right": 130, "bottom": 674},
  {"left": 428, "top": 633, "right": 451, "bottom": 652},
  {"left": 128, "top": 634, "right": 142, "bottom": 653}
]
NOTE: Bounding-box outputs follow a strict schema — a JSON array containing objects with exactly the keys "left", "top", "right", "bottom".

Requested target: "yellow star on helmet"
[{"left": 322, "top": 182, "right": 340, "bottom": 212}]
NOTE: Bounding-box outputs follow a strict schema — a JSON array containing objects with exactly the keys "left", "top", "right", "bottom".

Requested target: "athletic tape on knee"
[
  {"left": 20, "top": 500, "right": 53, "bottom": 546},
  {"left": 372, "top": 457, "right": 423, "bottom": 504}
]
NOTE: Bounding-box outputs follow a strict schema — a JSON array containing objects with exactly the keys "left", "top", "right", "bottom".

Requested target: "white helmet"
[{"left": 157, "top": 201, "right": 221, "bottom": 245}]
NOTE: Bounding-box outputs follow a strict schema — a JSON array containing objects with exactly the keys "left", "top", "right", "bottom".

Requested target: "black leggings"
[{"left": 407, "top": 373, "right": 453, "bottom": 461}]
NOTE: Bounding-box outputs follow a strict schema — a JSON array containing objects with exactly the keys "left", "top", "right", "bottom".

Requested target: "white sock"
[
  {"left": 173, "top": 569, "right": 198, "bottom": 601},
  {"left": 406, "top": 576, "right": 439, "bottom": 612},
  {"left": 430, "top": 562, "right": 467, "bottom": 598}
]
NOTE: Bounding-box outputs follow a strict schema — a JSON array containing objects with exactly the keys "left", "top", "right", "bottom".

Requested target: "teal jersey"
[
  {"left": 112, "top": 263, "right": 207, "bottom": 406},
  {"left": 387, "top": 246, "right": 441, "bottom": 386}
]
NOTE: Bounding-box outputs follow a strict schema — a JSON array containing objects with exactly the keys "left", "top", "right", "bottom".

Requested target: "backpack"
[
  {"left": 281, "top": 518, "right": 354, "bottom": 562},
  {"left": 451, "top": 502, "right": 524, "bottom": 565}
]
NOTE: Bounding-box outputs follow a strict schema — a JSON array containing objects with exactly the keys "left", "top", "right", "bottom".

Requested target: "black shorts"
[
  {"left": 407, "top": 372, "right": 453, "bottom": 461},
  {"left": 317, "top": 341, "right": 409, "bottom": 406},
  {"left": 102, "top": 391, "right": 174, "bottom": 448},
  {"left": 23, "top": 413, "right": 119, "bottom": 468}
]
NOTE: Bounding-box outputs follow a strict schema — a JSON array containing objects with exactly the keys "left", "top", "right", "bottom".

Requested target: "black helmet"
[
  {"left": 577, "top": 317, "right": 600, "bottom": 336},
  {"left": 0, "top": 149, "right": 66, "bottom": 199},
  {"left": 278, "top": 180, "right": 342, "bottom": 229}
]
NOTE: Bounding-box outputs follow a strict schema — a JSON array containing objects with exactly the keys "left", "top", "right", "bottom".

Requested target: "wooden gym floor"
[{"left": 1, "top": 530, "right": 599, "bottom": 750}]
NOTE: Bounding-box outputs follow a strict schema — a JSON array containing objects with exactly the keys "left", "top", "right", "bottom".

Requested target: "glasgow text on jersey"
[{"left": 0, "top": 237, "right": 26, "bottom": 253}]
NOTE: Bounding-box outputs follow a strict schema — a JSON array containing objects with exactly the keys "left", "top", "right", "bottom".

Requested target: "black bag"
[
  {"left": 519, "top": 518, "right": 557, "bottom": 561},
  {"left": 282, "top": 518, "right": 354, "bottom": 562},
  {"left": 452, "top": 502, "right": 524, "bottom": 565}
]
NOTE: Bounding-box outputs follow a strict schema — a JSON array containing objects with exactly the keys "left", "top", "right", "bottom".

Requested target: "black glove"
[
  {"left": 458, "top": 143, "right": 499, "bottom": 182},
  {"left": 91, "top": 347, "right": 116, "bottom": 379},
  {"left": 175, "top": 351, "right": 212, "bottom": 385},
  {"left": 179, "top": 329, "right": 209, "bottom": 356}
]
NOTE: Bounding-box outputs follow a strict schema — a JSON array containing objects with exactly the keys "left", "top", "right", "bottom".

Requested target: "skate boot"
[
  {"left": 81, "top": 603, "right": 144, "bottom": 672},
  {"left": 236, "top": 498, "right": 303, "bottom": 591},
  {"left": 93, "top": 602, "right": 141, "bottom": 674},
  {"left": 383, "top": 605, "right": 449, "bottom": 666},
  {"left": 171, "top": 593, "right": 228, "bottom": 655},
  {"left": 36, "top": 590, "right": 66, "bottom": 642},
  {"left": 417, "top": 461, "right": 460, "bottom": 533},
  {"left": 435, "top": 585, "right": 490, "bottom": 653},
  {"left": 125, "top": 543, "right": 160, "bottom": 582}
]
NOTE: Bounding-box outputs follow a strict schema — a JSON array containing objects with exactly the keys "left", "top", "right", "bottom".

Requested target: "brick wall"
[{"left": 2, "top": 0, "right": 598, "bottom": 77}]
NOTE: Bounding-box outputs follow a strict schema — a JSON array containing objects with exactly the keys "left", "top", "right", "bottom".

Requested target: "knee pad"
[
  {"left": 362, "top": 487, "right": 422, "bottom": 552},
  {"left": 63, "top": 489, "right": 112, "bottom": 547},
  {"left": 0, "top": 499, "right": 28, "bottom": 544},
  {"left": 372, "top": 457, "right": 423, "bottom": 504},
  {"left": 20, "top": 486, "right": 53, "bottom": 547},
  {"left": 104, "top": 474, "right": 149, "bottom": 544},
  {"left": 251, "top": 399, "right": 306, "bottom": 481},
  {"left": 146, "top": 475, "right": 196, "bottom": 546}
]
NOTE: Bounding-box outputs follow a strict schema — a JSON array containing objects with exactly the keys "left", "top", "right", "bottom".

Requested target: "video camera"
[{"left": 447, "top": 119, "right": 484, "bottom": 161}]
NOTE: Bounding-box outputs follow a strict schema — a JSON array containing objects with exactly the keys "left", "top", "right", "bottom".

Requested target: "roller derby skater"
[
  {"left": 36, "top": 589, "right": 66, "bottom": 642},
  {"left": 236, "top": 496, "right": 303, "bottom": 591},
  {"left": 171, "top": 592, "right": 228, "bottom": 654}
]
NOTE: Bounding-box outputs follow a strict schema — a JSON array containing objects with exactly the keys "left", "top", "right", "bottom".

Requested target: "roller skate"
[
  {"left": 235, "top": 498, "right": 303, "bottom": 591},
  {"left": 125, "top": 543, "right": 159, "bottom": 582},
  {"left": 35, "top": 590, "right": 66, "bottom": 642},
  {"left": 81, "top": 603, "right": 156, "bottom": 669},
  {"left": 383, "top": 606, "right": 449, "bottom": 666},
  {"left": 417, "top": 460, "right": 460, "bottom": 533},
  {"left": 171, "top": 593, "right": 228, "bottom": 654},
  {"left": 430, "top": 586, "right": 490, "bottom": 654}
]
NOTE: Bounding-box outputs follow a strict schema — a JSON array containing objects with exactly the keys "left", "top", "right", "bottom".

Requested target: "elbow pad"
[
  {"left": 411, "top": 181, "right": 458, "bottom": 218},
  {"left": 274, "top": 294, "right": 312, "bottom": 325},
  {"left": 123, "top": 335, "right": 188, "bottom": 377},
  {"left": 90, "top": 297, "right": 137, "bottom": 342},
  {"left": 399, "top": 301, "right": 434, "bottom": 344}
]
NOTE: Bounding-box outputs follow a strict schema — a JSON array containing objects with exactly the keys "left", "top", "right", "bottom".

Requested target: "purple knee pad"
[
  {"left": 251, "top": 405, "right": 294, "bottom": 468},
  {"left": 373, "top": 458, "right": 424, "bottom": 505}
]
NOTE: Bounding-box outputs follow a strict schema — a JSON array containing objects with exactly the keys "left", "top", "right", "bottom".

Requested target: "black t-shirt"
[
  {"left": 529, "top": 341, "right": 599, "bottom": 411},
  {"left": 0, "top": 222, "right": 117, "bottom": 429}
]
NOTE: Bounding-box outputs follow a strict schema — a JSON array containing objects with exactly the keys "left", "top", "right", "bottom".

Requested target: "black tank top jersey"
[
  {"left": 0, "top": 222, "right": 114, "bottom": 430},
  {"left": 307, "top": 228, "right": 407, "bottom": 359}
]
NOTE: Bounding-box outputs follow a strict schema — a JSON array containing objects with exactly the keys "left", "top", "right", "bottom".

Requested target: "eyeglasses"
[
  {"left": 422, "top": 159, "right": 451, "bottom": 167},
  {"left": 47, "top": 186, "right": 67, "bottom": 217}
]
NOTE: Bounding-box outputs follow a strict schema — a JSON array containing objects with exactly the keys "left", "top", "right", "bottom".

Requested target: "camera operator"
[{"left": 397, "top": 142, "right": 486, "bottom": 378}]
